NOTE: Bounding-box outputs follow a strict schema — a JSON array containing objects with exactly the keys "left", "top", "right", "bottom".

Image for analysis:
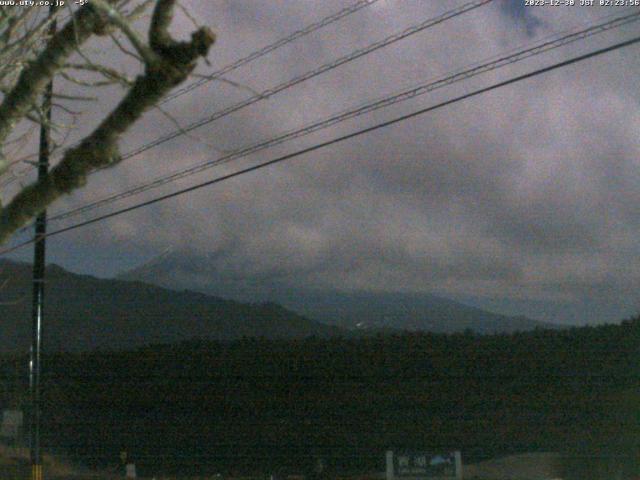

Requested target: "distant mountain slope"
[
  {"left": 0, "top": 260, "right": 345, "bottom": 353},
  {"left": 117, "top": 249, "right": 561, "bottom": 334},
  {"left": 274, "top": 290, "right": 560, "bottom": 334}
]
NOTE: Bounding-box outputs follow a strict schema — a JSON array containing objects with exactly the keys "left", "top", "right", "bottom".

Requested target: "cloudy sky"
[{"left": 3, "top": 0, "right": 640, "bottom": 325}]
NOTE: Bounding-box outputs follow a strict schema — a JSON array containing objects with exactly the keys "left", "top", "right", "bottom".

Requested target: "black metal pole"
[{"left": 30, "top": 7, "right": 56, "bottom": 480}]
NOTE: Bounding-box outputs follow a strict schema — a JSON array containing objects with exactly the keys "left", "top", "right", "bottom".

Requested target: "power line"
[
  {"left": 2, "top": 34, "right": 638, "bottom": 257},
  {"left": 118, "top": 0, "right": 493, "bottom": 160},
  {"left": 0, "top": 0, "right": 381, "bottom": 187},
  {"left": 160, "top": 0, "right": 382, "bottom": 105},
  {"left": 45, "top": 9, "right": 640, "bottom": 224},
  {"left": 0, "top": 0, "right": 490, "bottom": 189}
]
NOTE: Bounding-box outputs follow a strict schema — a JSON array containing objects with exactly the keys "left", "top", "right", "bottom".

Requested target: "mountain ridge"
[
  {"left": 0, "top": 259, "right": 346, "bottom": 353},
  {"left": 117, "top": 248, "right": 562, "bottom": 334}
]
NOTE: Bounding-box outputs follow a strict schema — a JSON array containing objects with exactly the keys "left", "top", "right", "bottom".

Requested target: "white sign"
[
  {"left": 126, "top": 463, "right": 137, "bottom": 478},
  {"left": 0, "top": 410, "right": 23, "bottom": 439},
  {"left": 386, "top": 450, "right": 462, "bottom": 480}
]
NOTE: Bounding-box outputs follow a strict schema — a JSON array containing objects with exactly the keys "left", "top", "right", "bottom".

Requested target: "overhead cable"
[
  {"left": 0, "top": 0, "right": 382, "bottom": 185},
  {"left": 2, "top": 33, "right": 638, "bottom": 256},
  {"left": 47, "top": 9, "right": 640, "bottom": 224}
]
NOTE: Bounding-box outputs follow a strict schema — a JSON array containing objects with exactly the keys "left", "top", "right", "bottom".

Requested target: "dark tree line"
[{"left": 1, "top": 317, "right": 638, "bottom": 477}]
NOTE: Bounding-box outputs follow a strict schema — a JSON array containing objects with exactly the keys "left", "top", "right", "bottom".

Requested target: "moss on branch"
[{"left": 0, "top": 1, "right": 215, "bottom": 244}]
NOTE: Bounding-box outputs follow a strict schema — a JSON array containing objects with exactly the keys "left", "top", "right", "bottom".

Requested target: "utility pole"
[{"left": 30, "top": 6, "right": 56, "bottom": 480}]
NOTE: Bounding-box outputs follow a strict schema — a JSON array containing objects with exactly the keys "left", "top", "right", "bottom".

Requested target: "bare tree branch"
[
  {"left": 90, "top": 0, "right": 158, "bottom": 65},
  {"left": 0, "top": 3, "right": 112, "bottom": 174},
  {"left": 0, "top": 0, "right": 215, "bottom": 244}
]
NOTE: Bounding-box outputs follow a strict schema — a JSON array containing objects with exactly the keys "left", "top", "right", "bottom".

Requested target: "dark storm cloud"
[
  {"left": 499, "top": 0, "right": 545, "bottom": 37},
  {"left": 13, "top": 0, "right": 639, "bottom": 325}
]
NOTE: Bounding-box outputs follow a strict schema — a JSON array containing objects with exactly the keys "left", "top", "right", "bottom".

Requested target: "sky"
[{"left": 2, "top": 0, "right": 640, "bottom": 325}]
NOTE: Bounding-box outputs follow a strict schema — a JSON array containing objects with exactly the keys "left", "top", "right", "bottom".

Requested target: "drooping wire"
[
  {"left": 2, "top": 33, "right": 639, "bottom": 256},
  {"left": 116, "top": 0, "right": 494, "bottom": 161},
  {"left": 0, "top": 0, "right": 383, "bottom": 186},
  {"left": 45, "top": 9, "right": 640, "bottom": 225},
  {"left": 160, "top": 0, "right": 383, "bottom": 105}
]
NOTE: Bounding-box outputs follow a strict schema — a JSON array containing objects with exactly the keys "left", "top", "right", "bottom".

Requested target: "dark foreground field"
[
  {"left": 1, "top": 441, "right": 638, "bottom": 479},
  {"left": 1, "top": 318, "right": 638, "bottom": 479}
]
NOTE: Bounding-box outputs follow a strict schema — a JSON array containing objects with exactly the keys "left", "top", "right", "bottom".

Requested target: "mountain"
[
  {"left": 269, "top": 290, "right": 560, "bottom": 334},
  {"left": 117, "top": 249, "right": 561, "bottom": 334},
  {"left": 0, "top": 259, "right": 345, "bottom": 353}
]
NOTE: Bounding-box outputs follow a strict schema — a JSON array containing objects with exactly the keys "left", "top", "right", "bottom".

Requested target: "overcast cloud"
[{"left": 5, "top": 0, "right": 640, "bottom": 325}]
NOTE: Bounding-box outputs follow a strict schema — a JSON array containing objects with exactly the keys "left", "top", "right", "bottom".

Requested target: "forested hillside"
[
  {"left": 1, "top": 318, "right": 637, "bottom": 478},
  {"left": 0, "top": 260, "right": 344, "bottom": 352}
]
